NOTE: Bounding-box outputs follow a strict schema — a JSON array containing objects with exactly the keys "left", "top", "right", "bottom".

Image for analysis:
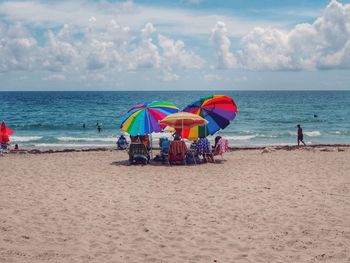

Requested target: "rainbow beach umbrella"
[
  {"left": 120, "top": 101, "right": 179, "bottom": 136},
  {"left": 181, "top": 95, "right": 237, "bottom": 140}
]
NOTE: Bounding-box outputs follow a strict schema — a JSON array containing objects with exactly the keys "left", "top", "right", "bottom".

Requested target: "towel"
[{"left": 169, "top": 140, "right": 188, "bottom": 156}]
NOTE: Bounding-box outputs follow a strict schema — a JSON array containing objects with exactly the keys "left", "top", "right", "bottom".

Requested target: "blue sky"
[{"left": 0, "top": 0, "right": 350, "bottom": 90}]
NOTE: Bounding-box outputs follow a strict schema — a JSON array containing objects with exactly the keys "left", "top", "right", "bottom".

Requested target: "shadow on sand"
[{"left": 110, "top": 158, "right": 226, "bottom": 167}]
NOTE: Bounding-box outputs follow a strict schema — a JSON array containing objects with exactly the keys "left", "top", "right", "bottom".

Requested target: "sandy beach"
[{"left": 0, "top": 147, "right": 350, "bottom": 263}]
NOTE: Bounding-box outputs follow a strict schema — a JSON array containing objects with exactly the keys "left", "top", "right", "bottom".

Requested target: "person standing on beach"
[{"left": 297, "top": 124, "right": 306, "bottom": 146}]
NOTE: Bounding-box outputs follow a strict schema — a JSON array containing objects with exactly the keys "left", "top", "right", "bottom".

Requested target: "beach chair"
[
  {"left": 160, "top": 139, "right": 171, "bottom": 165},
  {"left": 197, "top": 138, "right": 214, "bottom": 163},
  {"left": 186, "top": 141, "right": 199, "bottom": 164},
  {"left": 128, "top": 143, "right": 150, "bottom": 165},
  {"left": 0, "top": 143, "right": 9, "bottom": 156},
  {"left": 169, "top": 140, "right": 188, "bottom": 165},
  {"left": 213, "top": 138, "right": 229, "bottom": 159}
]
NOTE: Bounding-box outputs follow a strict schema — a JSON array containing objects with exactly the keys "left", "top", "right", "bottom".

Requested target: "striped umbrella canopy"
[
  {"left": 159, "top": 112, "right": 208, "bottom": 129},
  {"left": 181, "top": 95, "right": 237, "bottom": 140},
  {"left": 120, "top": 101, "right": 179, "bottom": 136},
  {"left": 0, "top": 121, "right": 14, "bottom": 143}
]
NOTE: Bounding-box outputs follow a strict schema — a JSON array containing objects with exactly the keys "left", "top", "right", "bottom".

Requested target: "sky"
[{"left": 0, "top": 0, "right": 350, "bottom": 91}]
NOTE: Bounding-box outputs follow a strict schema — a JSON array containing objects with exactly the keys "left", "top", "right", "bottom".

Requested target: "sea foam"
[
  {"left": 35, "top": 143, "right": 111, "bottom": 148},
  {"left": 11, "top": 136, "right": 43, "bottom": 142},
  {"left": 304, "top": 131, "right": 321, "bottom": 137},
  {"left": 225, "top": 135, "right": 257, "bottom": 141},
  {"left": 57, "top": 136, "right": 116, "bottom": 142}
]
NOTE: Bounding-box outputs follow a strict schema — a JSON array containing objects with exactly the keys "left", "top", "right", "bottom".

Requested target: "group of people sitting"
[
  {"left": 159, "top": 134, "right": 228, "bottom": 164},
  {"left": 118, "top": 132, "right": 229, "bottom": 165}
]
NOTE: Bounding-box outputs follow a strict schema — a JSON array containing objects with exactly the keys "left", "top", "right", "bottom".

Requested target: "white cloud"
[
  {"left": 236, "top": 27, "right": 291, "bottom": 70},
  {"left": 0, "top": 22, "right": 37, "bottom": 72},
  {"left": 0, "top": 0, "right": 283, "bottom": 37},
  {"left": 141, "top": 22, "right": 155, "bottom": 37},
  {"left": 42, "top": 28, "right": 78, "bottom": 72},
  {"left": 1, "top": 0, "right": 350, "bottom": 88},
  {"left": 210, "top": 21, "right": 236, "bottom": 69},
  {"left": 215, "top": 0, "right": 350, "bottom": 70},
  {"left": 42, "top": 74, "right": 66, "bottom": 81},
  {"left": 202, "top": 74, "right": 221, "bottom": 82},
  {"left": 0, "top": 18, "right": 206, "bottom": 84},
  {"left": 158, "top": 34, "right": 205, "bottom": 69},
  {"left": 88, "top": 16, "right": 97, "bottom": 24},
  {"left": 132, "top": 22, "right": 160, "bottom": 69},
  {"left": 160, "top": 71, "right": 180, "bottom": 81}
]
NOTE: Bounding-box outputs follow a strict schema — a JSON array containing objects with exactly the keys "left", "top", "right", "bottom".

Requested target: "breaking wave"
[
  {"left": 304, "top": 131, "right": 321, "bottom": 137},
  {"left": 11, "top": 136, "right": 43, "bottom": 142}
]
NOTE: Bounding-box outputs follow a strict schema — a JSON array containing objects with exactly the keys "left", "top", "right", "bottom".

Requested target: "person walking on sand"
[{"left": 297, "top": 124, "right": 306, "bottom": 146}]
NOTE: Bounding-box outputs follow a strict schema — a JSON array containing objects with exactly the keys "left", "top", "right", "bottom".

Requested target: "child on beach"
[
  {"left": 0, "top": 137, "right": 9, "bottom": 156},
  {"left": 297, "top": 124, "right": 306, "bottom": 146},
  {"left": 117, "top": 135, "right": 128, "bottom": 150}
]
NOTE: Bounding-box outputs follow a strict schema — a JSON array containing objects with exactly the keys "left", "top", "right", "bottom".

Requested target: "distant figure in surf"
[
  {"left": 82, "top": 123, "right": 86, "bottom": 129},
  {"left": 297, "top": 124, "right": 306, "bottom": 146},
  {"left": 96, "top": 122, "right": 102, "bottom": 133},
  {"left": 314, "top": 114, "right": 318, "bottom": 118}
]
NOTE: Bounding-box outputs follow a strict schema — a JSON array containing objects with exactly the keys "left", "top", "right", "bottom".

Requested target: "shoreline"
[{"left": 4, "top": 143, "right": 350, "bottom": 155}]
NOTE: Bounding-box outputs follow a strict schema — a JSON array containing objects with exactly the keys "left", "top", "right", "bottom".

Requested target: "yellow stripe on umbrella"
[{"left": 159, "top": 112, "right": 207, "bottom": 128}]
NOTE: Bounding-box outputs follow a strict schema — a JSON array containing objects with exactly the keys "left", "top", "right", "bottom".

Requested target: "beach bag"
[
  {"left": 185, "top": 151, "right": 195, "bottom": 164},
  {"left": 153, "top": 155, "right": 163, "bottom": 162}
]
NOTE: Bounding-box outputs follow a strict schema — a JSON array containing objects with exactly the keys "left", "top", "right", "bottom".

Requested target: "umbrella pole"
[
  {"left": 150, "top": 133, "right": 153, "bottom": 159},
  {"left": 182, "top": 119, "right": 184, "bottom": 139},
  {"left": 147, "top": 110, "right": 153, "bottom": 159}
]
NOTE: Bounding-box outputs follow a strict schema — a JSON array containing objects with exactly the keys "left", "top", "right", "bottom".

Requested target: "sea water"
[{"left": 1, "top": 91, "right": 349, "bottom": 148}]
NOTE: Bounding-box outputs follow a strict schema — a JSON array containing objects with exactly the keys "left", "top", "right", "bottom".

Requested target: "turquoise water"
[{"left": 1, "top": 91, "right": 349, "bottom": 148}]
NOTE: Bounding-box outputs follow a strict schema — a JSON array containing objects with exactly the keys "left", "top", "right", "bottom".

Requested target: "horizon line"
[{"left": 0, "top": 89, "right": 350, "bottom": 92}]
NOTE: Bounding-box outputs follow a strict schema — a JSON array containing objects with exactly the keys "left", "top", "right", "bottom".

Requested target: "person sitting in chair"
[
  {"left": 117, "top": 135, "right": 128, "bottom": 150},
  {"left": 213, "top": 136, "right": 222, "bottom": 154},
  {"left": 173, "top": 132, "right": 181, "bottom": 141},
  {"left": 0, "top": 135, "right": 9, "bottom": 156},
  {"left": 140, "top": 135, "right": 151, "bottom": 151},
  {"left": 130, "top": 135, "right": 139, "bottom": 143}
]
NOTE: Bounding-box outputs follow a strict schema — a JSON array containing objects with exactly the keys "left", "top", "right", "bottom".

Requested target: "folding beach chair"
[
  {"left": 186, "top": 141, "right": 199, "bottom": 164},
  {"left": 169, "top": 140, "right": 188, "bottom": 165},
  {"left": 160, "top": 139, "right": 171, "bottom": 165},
  {"left": 197, "top": 138, "right": 214, "bottom": 163},
  {"left": 128, "top": 143, "right": 150, "bottom": 165},
  {"left": 0, "top": 143, "right": 9, "bottom": 156},
  {"left": 213, "top": 138, "right": 229, "bottom": 159}
]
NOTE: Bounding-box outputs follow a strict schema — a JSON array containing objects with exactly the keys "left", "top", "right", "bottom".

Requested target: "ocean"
[{"left": 1, "top": 91, "right": 349, "bottom": 148}]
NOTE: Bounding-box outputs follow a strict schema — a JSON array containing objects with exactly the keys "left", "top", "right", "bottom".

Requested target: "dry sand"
[{"left": 0, "top": 147, "right": 349, "bottom": 263}]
